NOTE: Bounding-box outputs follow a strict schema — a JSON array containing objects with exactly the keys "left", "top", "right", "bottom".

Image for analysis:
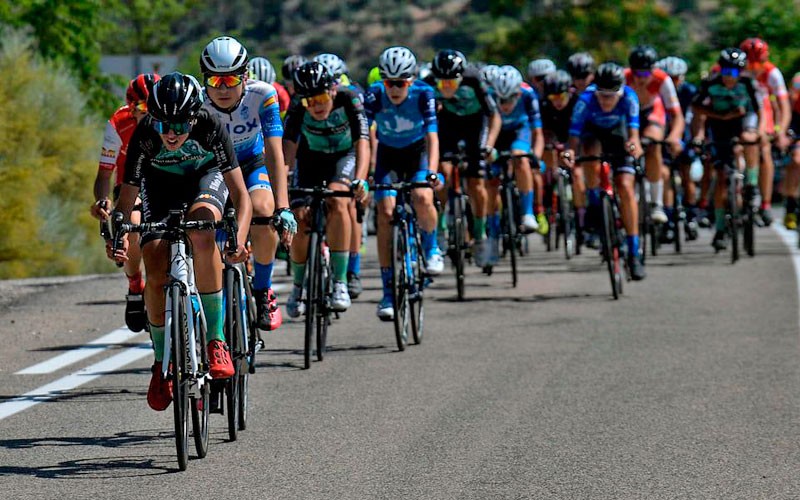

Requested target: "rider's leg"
[
  {"left": 643, "top": 124, "right": 667, "bottom": 222},
  {"left": 325, "top": 182, "right": 352, "bottom": 285}
]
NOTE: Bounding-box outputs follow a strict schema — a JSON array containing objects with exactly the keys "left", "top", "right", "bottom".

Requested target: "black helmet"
[
  {"left": 147, "top": 72, "right": 203, "bottom": 123},
  {"left": 566, "top": 52, "right": 595, "bottom": 79},
  {"left": 718, "top": 47, "right": 747, "bottom": 69},
  {"left": 594, "top": 63, "right": 625, "bottom": 92},
  {"left": 293, "top": 61, "right": 334, "bottom": 97},
  {"left": 281, "top": 55, "right": 308, "bottom": 81},
  {"left": 543, "top": 70, "right": 573, "bottom": 95},
  {"left": 628, "top": 45, "right": 658, "bottom": 70},
  {"left": 431, "top": 49, "right": 467, "bottom": 79}
]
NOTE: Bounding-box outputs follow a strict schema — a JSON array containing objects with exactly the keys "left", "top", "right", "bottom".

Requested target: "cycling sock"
[
  {"left": 438, "top": 211, "right": 447, "bottom": 232},
  {"left": 715, "top": 208, "right": 726, "bottom": 232},
  {"left": 487, "top": 213, "right": 501, "bottom": 238},
  {"left": 331, "top": 251, "right": 349, "bottom": 283},
  {"left": 473, "top": 217, "right": 486, "bottom": 241},
  {"left": 664, "top": 206, "right": 675, "bottom": 221},
  {"left": 127, "top": 272, "right": 145, "bottom": 294},
  {"left": 348, "top": 252, "right": 361, "bottom": 275},
  {"left": 291, "top": 261, "right": 306, "bottom": 287},
  {"left": 380, "top": 267, "right": 392, "bottom": 298},
  {"left": 650, "top": 179, "right": 664, "bottom": 208},
  {"left": 253, "top": 261, "right": 274, "bottom": 290},
  {"left": 786, "top": 197, "right": 797, "bottom": 215},
  {"left": 200, "top": 290, "right": 224, "bottom": 343},
  {"left": 520, "top": 191, "right": 534, "bottom": 216},
  {"left": 626, "top": 235, "right": 640, "bottom": 260},
  {"left": 761, "top": 200, "right": 771, "bottom": 210},
  {"left": 149, "top": 324, "right": 165, "bottom": 361},
  {"left": 587, "top": 188, "right": 601, "bottom": 208},
  {"left": 421, "top": 229, "right": 438, "bottom": 255},
  {"left": 745, "top": 167, "right": 758, "bottom": 186},
  {"left": 577, "top": 207, "right": 586, "bottom": 228}
]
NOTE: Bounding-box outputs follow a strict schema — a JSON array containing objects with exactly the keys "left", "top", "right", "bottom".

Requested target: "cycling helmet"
[
  {"left": 628, "top": 45, "right": 658, "bottom": 70},
  {"left": 281, "top": 55, "right": 308, "bottom": 81},
  {"left": 480, "top": 64, "right": 501, "bottom": 85},
  {"left": 418, "top": 62, "right": 432, "bottom": 81},
  {"left": 718, "top": 47, "right": 747, "bottom": 69},
  {"left": 594, "top": 63, "right": 625, "bottom": 92},
  {"left": 313, "top": 53, "right": 348, "bottom": 79},
  {"left": 492, "top": 65, "right": 523, "bottom": 99},
  {"left": 292, "top": 61, "right": 334, "bottom": 97},
  {"left": 378, "top": 46, "right": 417, "bottom": 79},
  {"left": 367, "top": 66, "right": 382, "bottom": 86},
  {"left": 740, "top": 37, "right": 769, "bottom": 63},
  {"left": 247, "top": 57, "right": 276, "bottom": 83},
  {"left": 147, "top": 72, "right": 203, "bottom": 123},
  {"left": 126, "top": 73, "right": 160, "bottom": 105},
  {"left": 566, "top": 52, "right": 595, "bottom": 79},
  {"left": 526, "top": 58, "right": 556, "bottom": 79},
  {"left": 655, "top": 56, "right": 688, "bottom": 78},
  {"left": 431, "top": 49, "right": 467, "bottom": 79},
  {"left": 543, "top": 70, "right": 573, "bottom": 95},
  {"left": 200, "top": 36, "right": 248, "bottom": 75}
]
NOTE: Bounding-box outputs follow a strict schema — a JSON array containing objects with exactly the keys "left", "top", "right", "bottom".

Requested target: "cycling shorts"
[
  {"left": 789, "top": 112, "right": 800, "bottom": 141},
  {"left": 139, "top": 169, "right": 228, "bottom": 246},
  {"left": 641, "top": 96, "right": 666, "bottom": 130},
  {"left": 706, "top": 117, "right": 757, "bottom": 169},
  {"left": 291, "top": 150, "right": 355, "bottom": 208},
  {"left": 439, "top": 114, "right": 487, "bottom": 178},
  {"left": 580, "top": 123, "right": 636, "bottom": 176},
  {"left": 240, "top": 154, "right": 272, "bottom": 193},
  {"left": 374, "top": 139, "right": 429, "bottom": 201},
  {"left": 495, "top": 125, "right": 532, "bottom": 155}
]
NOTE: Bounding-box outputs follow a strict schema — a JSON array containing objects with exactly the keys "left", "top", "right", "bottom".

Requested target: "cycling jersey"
[
  {"left": 272, "top": 81, "right": 291, "bottom": 117},
  {"left": 99, "top": 104, "right": 138, "bottom": 187},
  {"left": 569, "top": 86, "right": 640, "bottom": 137},
  {"left": 496, "top": 86, "right": 542, "bottom": 131},
  {"left": 676, "top": 82, "right": 697, "bottom": 116},
  {"left": 753, "top": 63, "right": 788, "bottom": 134},
  {"left": 692, "top": 74, "right": 761, "bottom": 118},
  {"left": 283, "top": 87, "right": 369, "bottom": 154},
  {"left": 202, "top": 80, "right": 282, "bottom": 166},
  {"left": 436, "top": 68, "right": 498, "bottom": 118},
  {"left": 540, "top": 92, "right": 577, "bottom": 144},
  {"left": 624, "top": 67, "right": 680, "bottom": 113},
  {"left": 364, "top": 80, "right": 437, "bottom": 148}
]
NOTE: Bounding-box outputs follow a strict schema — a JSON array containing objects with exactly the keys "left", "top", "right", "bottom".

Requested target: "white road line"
[
  {"left": 16, "top": 328, "right": 144, "bottom": 375},
  {"left": 772, "top": 224, "right": 800, "bottom": 328},
  {"left": 0, "top": 344, "right": 152, "bottom": 421}
]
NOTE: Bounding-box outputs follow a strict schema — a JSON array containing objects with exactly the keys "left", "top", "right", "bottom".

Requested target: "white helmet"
[
  {"left": 247, "top": 57, "right": 276, "bottom": 84},
  {"left": 200, "top": 36, "right": 249, "bottom": 74},
  {"left": 313, "top": 53, "right": 348, "bottom": 79},
  {"left": 526, "top": 58, "right": 556, "bottom": 79},
  {"left": 480, "top": 64, "right": 501, "bottom": 86},
  {"left": 379, "top": 46, "right": 417, "bottom": 80},
  {"left": 655, "top": 56, "right": 688, "bottom": 78},
  {"left": 418, "top": 62, "right": 432, "bottom": 81},
  {"left": 493, "top": 65, "right": 523, "bottom": 99}
]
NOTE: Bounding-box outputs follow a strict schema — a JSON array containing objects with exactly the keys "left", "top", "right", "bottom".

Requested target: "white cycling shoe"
[
  {"left": 425, "top": 249, "right": 445, "bottom": 276},
  {"left": 376, "top": 296, "right": 394, "bottom": 321},
  {"left": 286, "top": 284, "right": 305, "bottom": 318},
  {"left": 521, "top": 214, "right": 539, "bottom": 233},
  {"left": 330, "top": 281, "right": 351, "bottom": 312}
]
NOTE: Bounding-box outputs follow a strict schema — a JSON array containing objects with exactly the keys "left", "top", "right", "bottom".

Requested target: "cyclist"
[
  {"left": 109, "top": 72, "right": 253, "bottom": 411},
  {"left": 740, "top": 38, "right": 791, "bottom": 227},
  {"left": 560, "top": 63, "right": 646, "bottom": 280},
  {"left": 430, "top": 49, "right": 501, "bottom": 267},
  {"left": 526, "top": 58, "right": 556, "bottom": 95},
  {"left": 626, "top": 45, "right": 686, "bottom": 225},
  {"left": 480, "top": 64, "right": 501, "bottom": 89},
  {"left": 539, "top": 70, "right": 587, "bottom": 241},
  {"left": 491, "top": 65, "right": 548, "bottom": 241},
  {"left": 283, "top": 62, "right": 370, "bottom": 317},
  {"left": 567, "top": 52, "right": 596, "bottom": 93},
  {"left": 364, "top": 46, "right": 442, "bottom": 321},
  {"left": 247, "top": 56, "right": 291, "bottom": 118},
  {"left": 655, "top": 56, "right": 700, "bottom": 241},
  {"left": 785, "top": 73, "right": 800, "bottom": 229},
  {"left": 690, "top": 48, "right": 762, "bottom": 251},
  {"left": 281, "top": 55, "right": 308, "bottom": 97},
  {"left": 91, "top": 73, "right": 160, "bottom": 333},
  {"left": 200, "top": 36, "right": 297, "bottom": 332}
]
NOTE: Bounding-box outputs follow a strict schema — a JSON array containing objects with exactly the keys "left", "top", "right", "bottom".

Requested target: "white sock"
[{"left": 649, "top": 179, "right": 664, "bottom": 209}]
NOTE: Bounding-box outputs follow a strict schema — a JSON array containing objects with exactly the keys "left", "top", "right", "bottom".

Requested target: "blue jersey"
[
  {"left": 569, "top": 86, "right": 640, "bottom": 137},
  {"left": 495, "top": 86, "right": 542, "bottom": 131},
  {"left": 202, "top": 80, "right": 283, "bottom": 164},
  {"left": 364, "top": 80, "right": 438, "bottom": 148}
]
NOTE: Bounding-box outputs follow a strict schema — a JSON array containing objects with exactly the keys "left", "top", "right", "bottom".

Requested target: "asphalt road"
[{"left": 1, "top": 225, "right": 799, "bottom": 499}]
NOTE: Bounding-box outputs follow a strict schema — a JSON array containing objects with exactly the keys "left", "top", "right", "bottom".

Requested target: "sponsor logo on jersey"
[
  {"left": 263, "top": 95, "right": 277, "bottom": 108},
  {"left": 101, "top": 147, "right": 117, "bottom": 159},
  {"left": 258, "top": 173, "right": 269, "bottom": 181}
]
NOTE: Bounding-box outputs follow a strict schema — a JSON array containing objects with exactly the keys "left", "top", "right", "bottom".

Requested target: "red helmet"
[
  {"left": 125, "top": 73, "right": 161, "bottom": 105},
  {"left": 739, "top": 38, "right": 769, "bottom": 63}
]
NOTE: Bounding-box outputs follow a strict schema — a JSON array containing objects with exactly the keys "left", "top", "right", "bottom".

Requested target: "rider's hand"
[
  {"left": 429, "top": 172, "right": 443, "bottom": 189},
  {"left": 667, "top": 136, "right": 684, "bottom": 156},
  {"left": 91, "top": 198, "right": 112, "bottom": 221},
  {"left": 352, "top": 179, "right": 369, "bottom": 204},
  {"left": 106, "top": 234, "right": 129, "bottom": 263},
  {"left": 776, "top": 130, "right": 791, "bottom": 151},
  {"left": 626, "top": 140, "right": 644, "bottom": 160},
  {"left": 560, "top": 149, "right": 576, "bottom": 168},
  {"left": 225, "top": 243, "right": 249, "bottom": 264},
  {"left": 274, "top": 207, "right": 297, "bottom": 247},
  {"left": 482, "top": 146, "right": 498, "bottom": 163}
]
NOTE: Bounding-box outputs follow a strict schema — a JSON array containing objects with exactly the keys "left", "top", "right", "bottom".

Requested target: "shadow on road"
[
  {"left": 0, "top": 387, "right": 146, "bottom": 404},
  {"left": 434, "top": 291, "right": 603, "bottom": 304},
  {"left": 0, "top": 455, "right": 174, "bottom": 478}
]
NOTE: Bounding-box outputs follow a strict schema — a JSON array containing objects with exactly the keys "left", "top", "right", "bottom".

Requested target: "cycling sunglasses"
[
  {"left": 436, "top": 78, "right": 461, "bottom": 90},
  {"left": 152, "top": 120, "right": 193, "bottom": 135},
  {"left": 720, "top": 67, "right": 741, "bottom": 78},
  {"left": 205, "top": 74, "right": 244, "bottom": 88},
  {"left": 384, "top": 79, "right": 412, "bottom": 89},
  {"left": 547, "top": 92, "right": 569, "bottom": 102},
  {"left": 633, "top": 70, "right": 652, "bottom": 78},
  {"left": 301, "top": 92, "right": 332, "bottom": 108}
]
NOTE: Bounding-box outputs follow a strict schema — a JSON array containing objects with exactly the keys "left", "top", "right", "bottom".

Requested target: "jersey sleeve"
[
  {"left": 568, "top": 93, "right": 592, "bottom": 137},
  {"left": 99, "top": 120, "right": 123, "bottom": 171},
  {"left": 523, "top": 91, "right": 542, "bottom": 129},
  {"left": 658, "top": 74, "right": 682, "bottom": 113},
  {"left": 767, "top": 67, "right": 788, "bottom": 98},
  {"left": 123, "top": 121, "right": 157, "bottom": 187},
  {"left": 418, "top": 86, "right": 438, "bottom": 134},
  {"left": 624, "top": 87, "right": 640, "bottom": 129},
  {"left": 258, "top": 84, "right": 284, "bottom": 139},
  {"left": 363, "top": 84, "right": 382, "bottom": 126},
  {"left": 467, "top": 75, "right": 499, "bottom": 116},
  {"left": 744, "top": 77, "right": 762, "bottom": 112},
  {"left": 342, "top": 90, "right": 370, "bottom": 142},
  {"left": 282, "top": 101, "right": 305, "bottom": 143},
  {"left": 194, "top": 111, "right": 239, "bottom": 174}
]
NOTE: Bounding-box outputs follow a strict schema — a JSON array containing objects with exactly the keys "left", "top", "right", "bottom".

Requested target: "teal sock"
[
  {"left": 291, "top": 261, "right": 306, "bottom": 287},
  {"left": 331, "top": 251, "right": 349, "bottom": 283},
  {"left": 150, "top": 324, "right": 165, "bottom": 361},
  {"left": 200, "top": 290, "right": 224, "bottom": 343},
  {"left": 745, "top": 167, "right": 758, "bottom": 186},
  {"left": 715, "top": 208, "right": 726, "bottom": 232},
  {"left": 473, "top": 217, "right": 486, "bottom": 241},
  {"left": 438, "top": 211, "right": 447, "bottom": 232}
]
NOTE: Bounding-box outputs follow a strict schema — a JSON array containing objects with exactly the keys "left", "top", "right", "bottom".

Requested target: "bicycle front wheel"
[
  {"left": 503, "top": 185, "right": 519, "bottom": 287},
  {"left": 316, "top": 248, "right": 330, "bottom": 362},
  {"left": 169, "top": 284, "right": 189, "bottom": 470},
  {"left": 558, "top": 174, "right": 573, "bottom": 260},
  {"left": 601, "top": 196, "right": 620, "bottom": 300},
  {"left": 223, "top": 271, "right": 240, "bottom": 441},
  {"left": 728, "top": 173, "right": 740, "bottom": 264},
  {"left": 636, "top": 177, "right": 648, "bottom": 265},
  {"left": 191, "top": 295, "right": 209, "bottom": 458},
  {"left": 453, "top": 197, "right": 466, "bottom": 300},
  {"left": 391, "top": 223, "right": 410, "bottom": 351},
  {"left": 410, "top": 226, "right": 424, "bottom": 345},
  {"left": 304, "top": 232, "right": 319, "bottom": 368}
]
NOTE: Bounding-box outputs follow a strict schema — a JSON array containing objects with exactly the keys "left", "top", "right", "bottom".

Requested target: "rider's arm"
[
  {"left": 525, "top": 91, "right": 545, "bottom": 159},
  {"left": 259, "top": 84, "right": 290, "bottom": 209},
  {"left": 659, "top": 75, "right": 686, "bottom": 143},
  {"left": 119, "top": 122, "right": 154, "bottom": 222},
  {"left": 282, "top": 101, "right": 304, "bottom": 173},
  {"left": 343, "top": 89, "right": 371, "bottom": 180},
  {"left": 223, "top": 167, "right": 253, "bottom": 248},
  {"left": 420, "top": 86, "right": 439, "bottom": 173},
  {"left": 474, "top": 76, "right": 501, "bottom": 148}
]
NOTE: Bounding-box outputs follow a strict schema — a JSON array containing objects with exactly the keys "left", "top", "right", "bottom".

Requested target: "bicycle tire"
[
  {"left": 303, "top": 232, "right": 319, "bottom": 368},
  {"left": 504, "top": 185, "right": 519, "bottom": 287},
  {"left": 453, "top": 197, "right": 466, "bottom": 300},
  {"left": 558, "top": 174, "right": 573, "bottom": 260},
  {"left": 601, "top": 196, "right": 620, "bottom": 300},
  {"left": 636, "top": 176, "right": 648, "bottom": 265},
  {"left": 410, "top": 226, "right": 424, "bottom": 345},
  {"left": 170, "top": 284, "right": 189, "bottom": 471},
  {"left": 728, "top": 173, "right": 739, "bottom": 264},
  {"left": 238, "top": 370, "right": 248, "bottom": 431},
  {"left": 191, "top": 300, "right": 209, "bottom": 459},
  {"left": 316, "top": 248, "right": 330, "bottom": 362},
  {"left": 744, "top": 199, "right": 755, "bottom": 257},
  {"left": 650, "top": 214, "right": 659, "bottom": 257},
  {"left": 392, "top": 222, "right": 410, "bottom": 351},
  {"left": 224, "top": 270, "right": 241, "bottom": 441}
]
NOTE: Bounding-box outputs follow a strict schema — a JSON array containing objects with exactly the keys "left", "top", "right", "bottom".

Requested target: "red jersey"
[
  {"left": 273, "top": 81, "right": 291, "bottom": 116},
  {"left": 625, "top": 67, "right": 681, "bottom": 113},
  {"left": 98, "top": 105, "right": 138, "bottom": 186}
]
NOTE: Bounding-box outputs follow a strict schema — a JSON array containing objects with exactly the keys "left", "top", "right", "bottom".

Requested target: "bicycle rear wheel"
[
  {"left": 558, "top": 174, "right": 573, "bottom": 260},
  {"left": 636, "top": 176, "right": 648, "bottom": 264},
  {"left": 410, "top": 226, "right": 424, "bottom": 345},
  {"left": 191, "top": 297, "right": 209, "bottom": 458},
  {"left": 743, "top": 191, "right": 755, "bottom": 257},
  {"left": 728, "top": 173, "right": 740, "bottom": 264},
  {"left": 452, "top": 197, "right": 466, "bottom": 300},
  {"left": 169, "top": 284, "right": 189, "bottom": 470},
  {"left": 672, "top": 174, "right": 682, "bottom": 254},
  {"left": 224, "top": 270, "right": 240, "bottom": 441},
  {"left": 601, "top": 196, "right": 620, "bottom": 300},
  {"left": 303, "top": 232, "right": 319, "bottom": 368},
  {"left": 316, "top": 249, "right": 330, "bottom": 362},
  {"left": 391, "top": 222, "right": 410, "bottom": 351}
]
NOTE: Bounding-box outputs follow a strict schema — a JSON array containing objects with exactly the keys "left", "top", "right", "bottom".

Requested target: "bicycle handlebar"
[{"left": 371, "top": 173, "right": 438, "bottom": 192}]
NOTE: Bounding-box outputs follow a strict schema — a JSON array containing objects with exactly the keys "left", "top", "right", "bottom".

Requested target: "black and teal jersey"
[
  {"left": 283, "top": 87, "right": 369, "bottom": 154},
  {"left": 692, "top": 74, "right": 761, "bottom": 117},
  {"left": 435, "top": 67, "right": 498, "bottom": 118}
]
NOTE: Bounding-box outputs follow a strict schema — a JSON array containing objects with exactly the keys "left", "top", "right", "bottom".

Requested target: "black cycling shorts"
[
  {"left": 291, "top": 149, "right": 355, "bottom": 208},
  {"left": 580, "top": 123, "right": 635, "bottom": 175},
  {"left": 438, "top": 114, "right": 487, "bottom": 178}
]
